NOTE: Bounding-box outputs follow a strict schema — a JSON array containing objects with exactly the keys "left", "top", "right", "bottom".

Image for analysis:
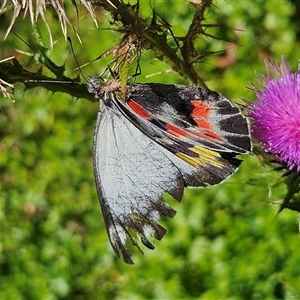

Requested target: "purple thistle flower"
[{"left": 248, "top": 57, "right": 300, "bottom": 173}]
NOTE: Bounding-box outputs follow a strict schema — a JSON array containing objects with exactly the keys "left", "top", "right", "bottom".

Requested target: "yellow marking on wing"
[
  {"left": 176, "top": 152, "right": 203, "bottom": 167},
  {"left": 176, "top": 146, "right": 224, "bottom": 168}
]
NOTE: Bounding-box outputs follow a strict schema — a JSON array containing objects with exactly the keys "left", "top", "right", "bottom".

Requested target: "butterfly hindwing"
[{"left": 93, "top": 94, "right": 194, "bottom": 264}]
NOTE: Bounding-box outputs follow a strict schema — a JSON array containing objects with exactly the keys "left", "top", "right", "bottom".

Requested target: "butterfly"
[{"left": 87, "top": 78, "right": 251, "bottom": 264}]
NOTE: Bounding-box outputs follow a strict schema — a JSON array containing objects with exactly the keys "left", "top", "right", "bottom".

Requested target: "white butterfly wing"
[{"left": 93, "top": 103, "right": 194, "bottom": 264}]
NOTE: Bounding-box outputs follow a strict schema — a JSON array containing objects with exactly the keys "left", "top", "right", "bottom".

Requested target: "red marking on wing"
[
  {"left": 191, "top": 100, "right": 211, "bottom": 128},
  {"left": 166, "top": 123, "right": 190, "bottom": 138},
  {"left": 127, "top": 99, "right": 151, "bottom": 118},
  {"left": 192, "top": 129, "right": 223, "bottom": 141},
  {"left": 191, "top": 100, "right": 223, "bottom": 141}
]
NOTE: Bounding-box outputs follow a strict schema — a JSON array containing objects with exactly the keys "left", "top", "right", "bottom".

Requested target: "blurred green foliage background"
[{"left": 1, "top": 0, "right": 300, "bottom": 299}]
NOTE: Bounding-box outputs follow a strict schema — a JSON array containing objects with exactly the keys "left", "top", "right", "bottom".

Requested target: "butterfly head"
[{"left": 87, "top": 76, "right": 127, "bottom": 102}]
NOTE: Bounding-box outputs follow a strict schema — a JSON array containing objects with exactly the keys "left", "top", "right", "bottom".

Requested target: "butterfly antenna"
[{"left": 67, "top": 37, "right": 88, "bottom": 82}]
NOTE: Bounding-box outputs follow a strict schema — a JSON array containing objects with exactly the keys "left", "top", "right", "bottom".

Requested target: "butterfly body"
[{"left": 88, "top": 78, "right": 251, "bottom": 264}]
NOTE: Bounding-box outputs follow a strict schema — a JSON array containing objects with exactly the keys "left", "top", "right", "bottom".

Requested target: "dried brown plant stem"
[{"left": 93, "top": 0, "right": 212, "bottom": 87}]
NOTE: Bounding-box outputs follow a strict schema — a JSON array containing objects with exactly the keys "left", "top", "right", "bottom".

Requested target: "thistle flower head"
[{"left": 248, "top": 57, "right": 300, "bottom": 173}]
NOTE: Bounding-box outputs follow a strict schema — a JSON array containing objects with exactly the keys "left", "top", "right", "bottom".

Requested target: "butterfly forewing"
[
  {"left": 89, "top": 79, "right": 251, "bottom": 264},
  {"left": 125, "top": 84, "right": 251, "bottom": 154}
]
